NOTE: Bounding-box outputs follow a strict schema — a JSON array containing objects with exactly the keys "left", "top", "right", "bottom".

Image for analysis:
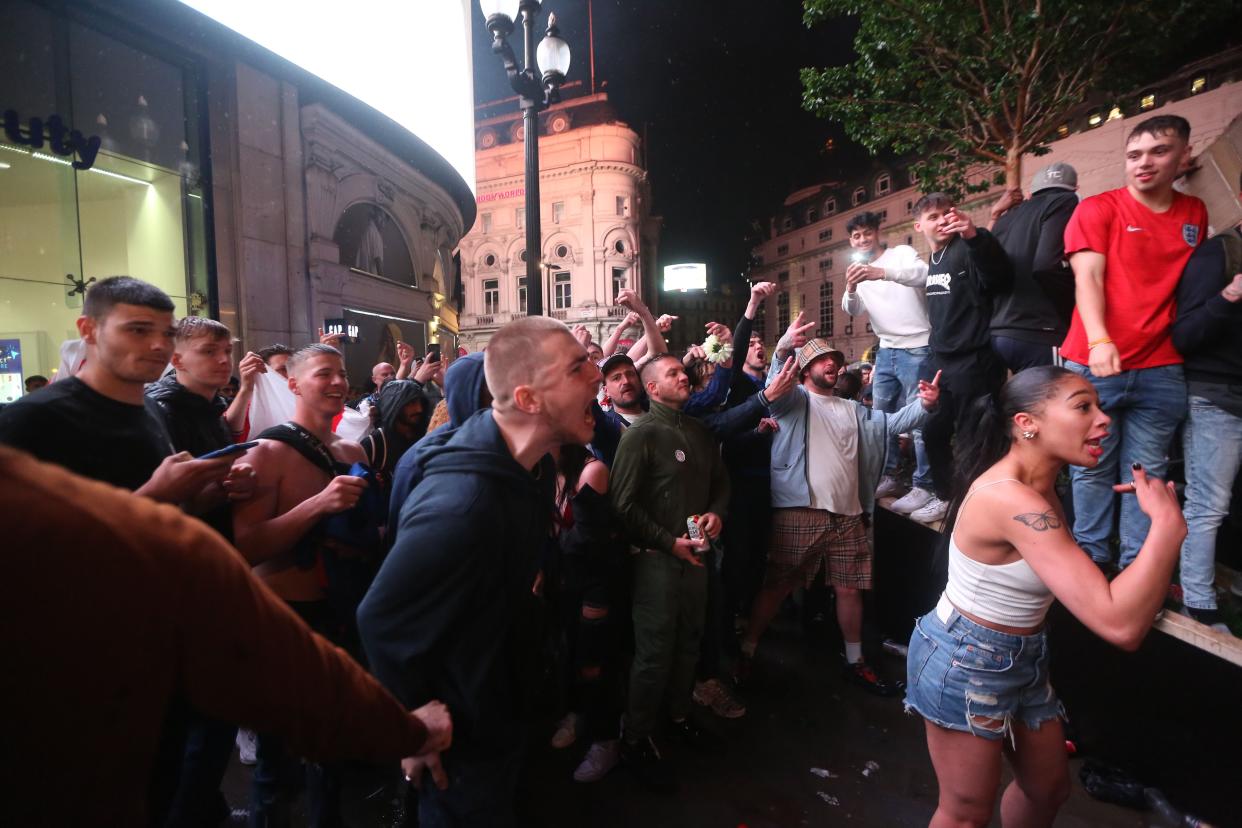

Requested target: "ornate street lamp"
[{"left": 479, "top": 0, "right": 570, "bottom": 317}]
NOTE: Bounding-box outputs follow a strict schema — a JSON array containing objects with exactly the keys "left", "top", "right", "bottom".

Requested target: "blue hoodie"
[
  {"left": 387, "top": 352, "right": 489, "bottom": 523},
  {"left": 357, "top": 409, "right": 555, "bottom": 753}
]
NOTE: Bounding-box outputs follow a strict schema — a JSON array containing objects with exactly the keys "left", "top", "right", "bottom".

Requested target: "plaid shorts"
[{"left": 765, "top": 507, "right": 871, "bottom": 590}]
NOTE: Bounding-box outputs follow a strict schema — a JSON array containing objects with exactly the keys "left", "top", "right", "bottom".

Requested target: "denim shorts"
[{"left": 903, "top": 598, "right": 1062, "bottom": 742}]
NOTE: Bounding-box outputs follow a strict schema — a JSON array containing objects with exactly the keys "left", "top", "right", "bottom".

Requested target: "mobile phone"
[
  {"left": 426, "top": 344, "right": 442, "bottom": 363},
  {"left": 198, "top": 440, "right": 259, "bottom": 460}
]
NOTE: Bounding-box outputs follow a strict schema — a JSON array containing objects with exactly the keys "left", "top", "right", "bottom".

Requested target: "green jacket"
[{"left": 610, "top": 400, "right": 731, "bottom": 554}]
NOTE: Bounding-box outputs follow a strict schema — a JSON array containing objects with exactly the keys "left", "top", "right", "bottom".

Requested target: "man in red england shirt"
[{"left": 1060, "top": 115, "right": 1206, "bottom": 568}]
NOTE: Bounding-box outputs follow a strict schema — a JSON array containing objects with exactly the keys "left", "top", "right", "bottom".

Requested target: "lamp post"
[{"left": 479, "top": 0, "right": 570, "bottom": 318}]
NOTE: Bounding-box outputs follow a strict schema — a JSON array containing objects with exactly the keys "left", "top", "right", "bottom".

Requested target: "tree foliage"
[{"left": 801, "top": 0, "right": 1220, "bottom": 197}]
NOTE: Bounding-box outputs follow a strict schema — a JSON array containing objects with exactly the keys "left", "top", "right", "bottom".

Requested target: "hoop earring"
[{"left": 1022, "top": 430, "right": 1037, "bottom": 440}]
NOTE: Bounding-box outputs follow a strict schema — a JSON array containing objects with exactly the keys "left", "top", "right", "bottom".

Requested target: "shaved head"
[
  {"left": 484, "top": 316, "right": 574, "bottom": 409},
  {"left": 287, "top": 343, "right": 343, "bottom": 376}
]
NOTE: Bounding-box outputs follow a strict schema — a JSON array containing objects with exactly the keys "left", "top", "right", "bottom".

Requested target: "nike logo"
[{"left": 1126, "top": 225, "right": 1144, "bottom": 232}]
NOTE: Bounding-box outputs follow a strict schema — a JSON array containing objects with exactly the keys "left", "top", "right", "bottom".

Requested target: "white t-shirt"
[
  {"left": 806, "top": 392, "right": 862, "bottom": 515},
  {"left": 842, "top": 245, "right": 931, "bottom": 349}
]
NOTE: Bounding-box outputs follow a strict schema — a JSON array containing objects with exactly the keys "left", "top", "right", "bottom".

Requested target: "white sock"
[{"left": 845, "top": 641, "right": 863, "bottom": 664}]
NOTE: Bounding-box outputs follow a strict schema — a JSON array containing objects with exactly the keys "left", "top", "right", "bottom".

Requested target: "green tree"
[{"left": 801, "top": 0, "right": 1218, "bottom": 197}]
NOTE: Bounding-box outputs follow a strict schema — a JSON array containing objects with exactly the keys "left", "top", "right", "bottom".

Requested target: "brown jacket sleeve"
[
  {"left": 1, "top": 446, "right": 427, "bottom": 767},
  {"left": 172, "top": 514, "right": 430, "bottom": 761}
]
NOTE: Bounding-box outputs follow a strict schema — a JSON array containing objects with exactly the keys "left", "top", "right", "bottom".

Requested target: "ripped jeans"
[{"left": 903, "top": 596, "right": 1062, "bottom": 742}]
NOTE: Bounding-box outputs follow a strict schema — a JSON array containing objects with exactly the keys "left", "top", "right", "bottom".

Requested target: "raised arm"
[
  {"left": 773, "top": 310, "right": 815, "bottom": 363},
  {"left": 615, "top": 289, "right": 666, "bottom": 359},
  {"left": 394, "top": 341, "right": 415, "bottom": 380},
  {"left": 602, "top": 311, "right": 641, "bottom": 357},
  {"left": 225, "top": 352, "right": 266, "bottom": 436},
  {"left": 991, "top": 472, "right": 1184, "bottom": 651},
  {"left": 847, "top": 245, "right": 928, "bottom": 291}
]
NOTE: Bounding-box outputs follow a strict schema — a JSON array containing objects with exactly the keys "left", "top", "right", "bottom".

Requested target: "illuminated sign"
[
  {"left": 177, "top": 0, "right": 476, "bottom": 192},
  {"left": 664, "top": 262, "right": 707, "bottom": 292},
  {"left": 0, "top": 339, "right": 22, "bottom": 404},
  {"left": 323, "top": 318, "right": 360, "bottom": 344}
]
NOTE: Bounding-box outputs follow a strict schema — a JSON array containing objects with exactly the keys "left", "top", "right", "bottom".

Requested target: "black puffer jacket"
[
  {"left": 146, "top": 375, "right": 235, "bottom": 539},
  {"left": 146, "top": 375, "right": 232, "bottom": 458}
]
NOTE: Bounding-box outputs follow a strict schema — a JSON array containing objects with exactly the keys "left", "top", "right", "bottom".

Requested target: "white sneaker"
[
  {"left": 890, "top": 487, "right": 933, "bottom": 514},
  {"left": 550, "top": 712, "right": 579, "bottom": 749},
  {"left": 875, "top": 475, "right": 907, "bottom": 500},
  {"left": 910, "top": 496, "right": 950, "bottom": 524},
  {"left": 573, "top": 739, "right": 620, "bottom": 782},
  {"left": 236, "top": 729, "right": 258, "bottom": 766}
]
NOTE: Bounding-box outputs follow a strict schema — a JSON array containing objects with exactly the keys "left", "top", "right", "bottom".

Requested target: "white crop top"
[{"left": 941, "top": 479, "right": 1055, "bottom": 628}]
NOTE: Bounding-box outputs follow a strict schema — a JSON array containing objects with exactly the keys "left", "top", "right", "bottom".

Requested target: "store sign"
[
  {"left": 324, "top": 318, "right": 360, "bottom": 344},
  {"left": 477, "top": 188, "right": 525, "bottom": 204},
  {"left": 3, "top": 110, "right": 101, "bottom": 171}
]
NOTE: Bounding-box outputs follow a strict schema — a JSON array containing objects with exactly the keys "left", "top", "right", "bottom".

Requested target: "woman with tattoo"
[{"left": 903, "top": 366, "right": 1186, "bottom": 828}]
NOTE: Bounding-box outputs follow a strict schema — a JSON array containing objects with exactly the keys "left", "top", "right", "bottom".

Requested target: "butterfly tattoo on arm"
[{"left": 1012, "top": 511, "right": 1063, "bottom": 531}]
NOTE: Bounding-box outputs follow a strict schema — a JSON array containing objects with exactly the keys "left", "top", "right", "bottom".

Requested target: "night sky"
[
  {"left": 469, "top": 1, "right": 1242, "bottom": 295},
  {"left": 469, "top": 0, "right": 864, "bottom": 294}
]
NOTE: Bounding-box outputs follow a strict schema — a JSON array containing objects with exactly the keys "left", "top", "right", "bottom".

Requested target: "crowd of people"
[{"left": 1, "top": 112, "right": 1238, "bottom": 827}]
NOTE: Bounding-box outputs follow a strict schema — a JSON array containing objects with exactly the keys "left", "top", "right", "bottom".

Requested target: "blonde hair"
[{"left": 484, "top": 316, "right": 572, "bottom": 408}]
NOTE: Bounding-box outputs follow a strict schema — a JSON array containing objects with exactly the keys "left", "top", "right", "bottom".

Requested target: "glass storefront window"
[{"left": 0, "top": 0, "right": 208, "bottom": 398}]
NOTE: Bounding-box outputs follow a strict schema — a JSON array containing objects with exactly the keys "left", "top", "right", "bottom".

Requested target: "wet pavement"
[{"left": 221, "top": 613, "right": 1154, "bottom": 826}]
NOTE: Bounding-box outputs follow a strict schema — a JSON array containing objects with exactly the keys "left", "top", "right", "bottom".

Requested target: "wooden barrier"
[{"left": 871, "top": 504, "right": 1242, "bottom": 826}]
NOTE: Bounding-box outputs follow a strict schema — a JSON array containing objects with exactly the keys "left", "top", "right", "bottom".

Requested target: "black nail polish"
[{"left": 1131, "top": 461, "right": 1142, "bottom": 470}]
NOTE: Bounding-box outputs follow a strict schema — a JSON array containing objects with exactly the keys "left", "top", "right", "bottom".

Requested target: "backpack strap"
[{"left": 256, "top": 422, "right": 347, "bottom": 477}]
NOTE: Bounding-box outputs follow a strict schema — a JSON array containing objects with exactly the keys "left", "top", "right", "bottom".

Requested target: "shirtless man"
[{"left": 232, "top": 343, "right": 370, "bottom": 825}]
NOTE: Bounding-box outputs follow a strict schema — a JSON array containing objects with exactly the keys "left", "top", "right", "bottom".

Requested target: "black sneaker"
[
  {"left": 620, "top": 737, "right": 677, "bottom": 792},
  {"left": 1183, "top": 605, "right": 1234, "bottom": 634},
  {"left": 843, "top": 659, "right": 903, "bottom": 697}
]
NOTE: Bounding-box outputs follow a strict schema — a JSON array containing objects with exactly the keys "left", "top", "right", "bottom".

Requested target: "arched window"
[
  {"left": 334, "top": 203, "right": 416, "bottom": 286},
  {"left": 824, "top": 198, "right": 837, "bottom": 216},
  {"left": 851, "top": 187, "right": 866, "bottom": 206},
  {"left": 875, "top": 173, "right": 891, "bottom": 196}
]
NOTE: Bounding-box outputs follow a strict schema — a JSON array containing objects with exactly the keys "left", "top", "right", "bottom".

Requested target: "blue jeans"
[
  {"left": 872, "top": 345, "right": 932, "bottom": 489},
  {"left": 1064, "top": 362, "right": 1187, "bottom": 566},
  {"left": 904, "top": 601, "right": 1060, "bottom": 741},
  {"left": 1180, "top": 396, "right": 1242, "bottom": 610}
]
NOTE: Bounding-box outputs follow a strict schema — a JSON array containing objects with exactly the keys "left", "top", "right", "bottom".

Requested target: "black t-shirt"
[
  {"left": 0, "top": 377, "right": 172, "bottom": 490},
  {"left": 925, "top": 230, "right": 1013, "bottom": 356}
]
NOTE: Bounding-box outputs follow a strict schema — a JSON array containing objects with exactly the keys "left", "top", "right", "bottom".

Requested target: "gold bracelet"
[{"left": 1087, "top": 337, "right": 1112, "bottom": 349}]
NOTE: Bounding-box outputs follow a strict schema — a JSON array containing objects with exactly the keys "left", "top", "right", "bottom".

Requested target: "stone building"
[
  {"left": 458, "top": 88, "right": 661, "bottom": 352},
  {"left": 0, "top": 0, "right": 475, "bottom": 399},
  {"left": 750, "top": 59, "right": 1242, "bottom": 363}
]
